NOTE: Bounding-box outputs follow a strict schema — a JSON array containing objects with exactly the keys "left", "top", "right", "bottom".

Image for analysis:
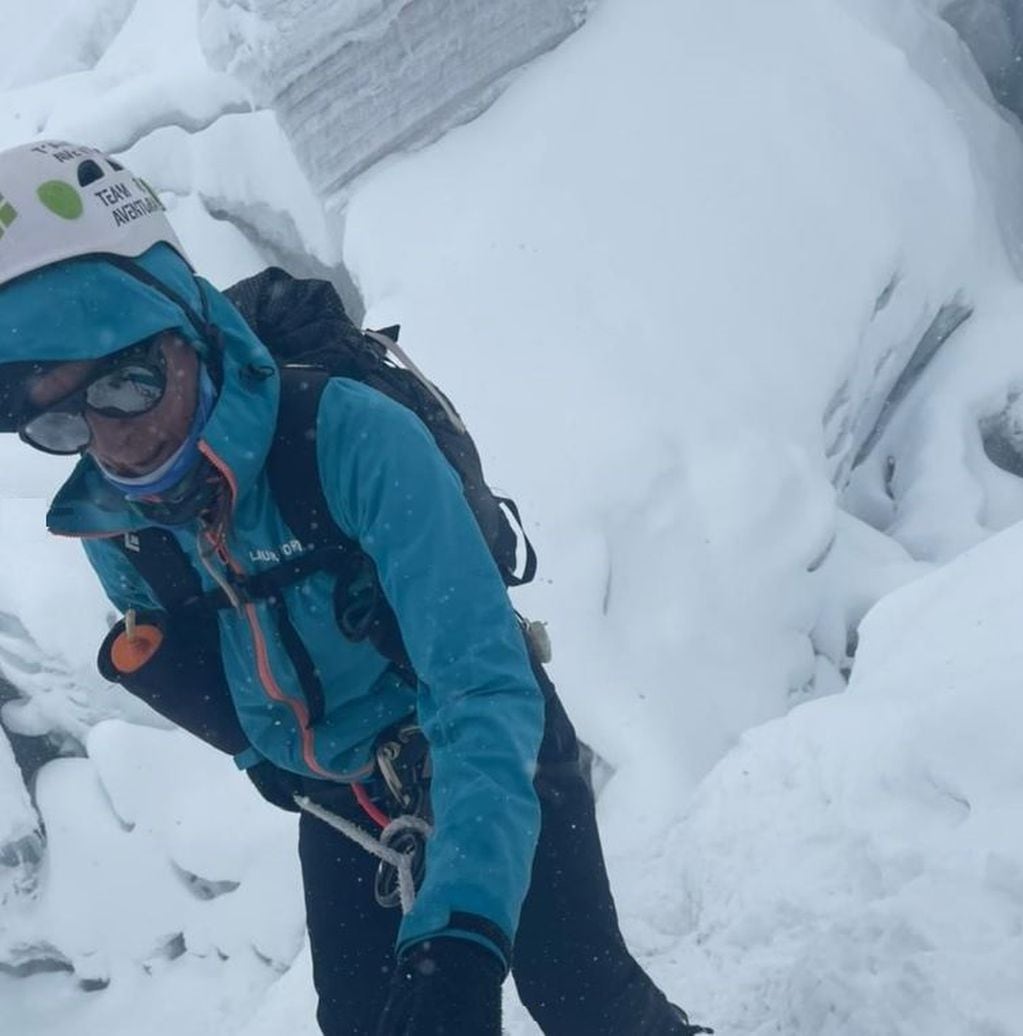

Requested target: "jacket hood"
[
  {"left": 20, "top": 247, "right": 281, "bottom": 537},
  {"left": 0, "top": 243, "right": 204, "bottom": 368},
  {"left": 0, "top": 243, "right": 210, "bottom": 432}
]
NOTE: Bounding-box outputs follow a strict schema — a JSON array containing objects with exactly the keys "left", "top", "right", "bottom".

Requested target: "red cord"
[{"left": 352, "top": 782, "right": 390, "bottom": 829}]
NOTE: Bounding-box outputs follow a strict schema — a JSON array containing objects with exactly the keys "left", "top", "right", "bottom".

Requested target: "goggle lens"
[
  {"left": 85, "top": 364, "right": 164, "bottom": 415},
  {"left": 17, "top": 346, "right": 168, "bottom": 455},
  {"left": 19, "top": 410, "right": 91, "bottom": 454}
]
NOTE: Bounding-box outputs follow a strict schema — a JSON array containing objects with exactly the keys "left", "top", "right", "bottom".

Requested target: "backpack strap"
[
  {"left": 112, "top": 527, "right": 204, "bottom": 609},
  {"left": 494, "top": 496, "right": 537, "bottom": 587},
  {"left": 267, "top": 367, "right": 418, "bottom": 686}
]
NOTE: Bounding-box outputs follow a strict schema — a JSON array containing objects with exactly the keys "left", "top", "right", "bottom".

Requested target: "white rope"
[
  {"left": 294, "top": 795, "right": 432, "bottom": 914},
  {"left": 196, "top": 522, "right": 243, "bottom": 609}
]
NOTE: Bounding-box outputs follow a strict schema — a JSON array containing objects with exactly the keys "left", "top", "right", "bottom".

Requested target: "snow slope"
[
  {"left": 343, "top": 0, "right": 1023, "bottom": 791},
  {"left": 4, "top": 0, "right": 1023, "bottom": 1034},
  {"left": 661, "top": 520, "right": 1023, "bottom": 1034}
]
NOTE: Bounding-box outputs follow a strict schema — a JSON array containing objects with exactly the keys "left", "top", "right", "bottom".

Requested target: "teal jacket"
[{"left": 0, "top": 245, "right": 544, "bottom": 965}]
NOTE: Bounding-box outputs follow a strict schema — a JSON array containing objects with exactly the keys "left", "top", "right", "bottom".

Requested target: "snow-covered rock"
[
  {"left": 0, "top": 723, "right": 303, "bottom": 1025},
  {"left": 199, "top": 0, "right": 589, "bottom": 204},
  {"left": 0, "top": 727, "right": 40, "bottom": 909},
  {"left": 938, "top": 0, "right": 1023, "bottom": 115}
]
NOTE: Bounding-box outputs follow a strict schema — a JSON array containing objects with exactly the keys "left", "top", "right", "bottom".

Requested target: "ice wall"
[
  {"left": 938, "top": 0, "right": 1023, "bottom": 117},
  {"left": 200, "top": 0, "right": 589, "bottom": 205}
]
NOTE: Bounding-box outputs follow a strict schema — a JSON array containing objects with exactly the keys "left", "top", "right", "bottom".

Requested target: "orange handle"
[{"left": 110, "top": 624, "right": 164, "bottom": 674}]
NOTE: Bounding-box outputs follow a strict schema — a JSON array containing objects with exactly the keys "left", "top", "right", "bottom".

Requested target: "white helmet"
[{"left": 0, "top": 140, "right": 189, "bottom": 288}]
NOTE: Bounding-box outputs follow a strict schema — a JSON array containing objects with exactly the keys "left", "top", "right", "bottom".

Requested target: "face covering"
[{"left": 97, "top": 364, "right": 219, "bottom": 523}]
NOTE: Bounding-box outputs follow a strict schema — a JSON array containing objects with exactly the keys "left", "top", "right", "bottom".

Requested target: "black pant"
[{"left": 298, "top": 671, "right": 686, "bottom": 1035}]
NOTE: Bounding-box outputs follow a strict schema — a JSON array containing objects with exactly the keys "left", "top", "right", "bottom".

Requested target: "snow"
[
  {"left": 0, "top": 2, "right": 136, "bottom": 92},
  {"left": 342, "top": 0, "right": 1012, "bottom": 786},
  {"left": 658, "top": 521, "right": 1023, "bottom": 1033},
  {"left": 121, "top": 111, "right": 341, "bottom": 270},
  {"left": 1, "top": 726, "right": 304, "bottom": 1035},
  {"left": 3, "top": 0, "right": 1023, "bottom": 1034}
]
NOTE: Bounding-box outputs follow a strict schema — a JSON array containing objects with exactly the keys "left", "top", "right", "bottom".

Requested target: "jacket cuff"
[{"left": 397, "top": 911, "right": 512, "bottom": 975}]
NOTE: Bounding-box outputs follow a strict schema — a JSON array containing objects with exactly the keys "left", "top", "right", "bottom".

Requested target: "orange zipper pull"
[{"left": 110, "top": 610, "right": 164, "bottom": 674}]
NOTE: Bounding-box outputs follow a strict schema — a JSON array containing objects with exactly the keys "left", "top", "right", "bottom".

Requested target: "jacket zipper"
[{"left": 198, "top": 442, "right": 371, "bottom": 782}]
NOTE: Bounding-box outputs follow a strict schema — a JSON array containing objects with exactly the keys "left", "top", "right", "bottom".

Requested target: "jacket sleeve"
[{"left": 316, "top": 379, "right": 544, "bottom": 968}]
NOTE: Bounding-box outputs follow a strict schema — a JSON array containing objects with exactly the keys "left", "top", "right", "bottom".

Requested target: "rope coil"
[{"left": 294, "top": 794, "right": 431, "bottom": 914}]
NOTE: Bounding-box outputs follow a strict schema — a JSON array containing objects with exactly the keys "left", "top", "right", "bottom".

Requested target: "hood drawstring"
[{"left": 196, "top": 488, "right": 244, "bottom": 611}]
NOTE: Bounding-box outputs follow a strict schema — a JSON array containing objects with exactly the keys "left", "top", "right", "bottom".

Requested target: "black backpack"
[
  {"left": 227, "top": 267, "right": 534, "bottom": 587},
  {"left": 114, "top": 267, "right": 536, "bottom": 716}
]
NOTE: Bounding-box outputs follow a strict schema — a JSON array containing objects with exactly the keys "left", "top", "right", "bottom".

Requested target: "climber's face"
[{"left": 20, "top": 331, "right": 199, "bottom": 476}]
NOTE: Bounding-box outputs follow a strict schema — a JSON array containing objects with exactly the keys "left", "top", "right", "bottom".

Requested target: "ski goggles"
[{"left": 17, "top": 334, "right": 170, "bottom": 455}]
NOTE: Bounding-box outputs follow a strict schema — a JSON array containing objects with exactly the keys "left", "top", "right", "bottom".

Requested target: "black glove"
[
  {"left": 376, "top": 937, "right": 504, "bottom": 1036},
  {"left": 97, "top": 609, "right": 248, "bottom": 756},
  {"left": 673, "top": 1005, "right": 715, "bottom": 1035}
]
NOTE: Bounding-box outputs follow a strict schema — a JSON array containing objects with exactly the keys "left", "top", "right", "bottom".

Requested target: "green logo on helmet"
[
  {"left": 0, "top": 193, "right": 17, "bottom": 240},
  {"left": 37, "top": 180, "right": 84, "bottom": 220}
]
